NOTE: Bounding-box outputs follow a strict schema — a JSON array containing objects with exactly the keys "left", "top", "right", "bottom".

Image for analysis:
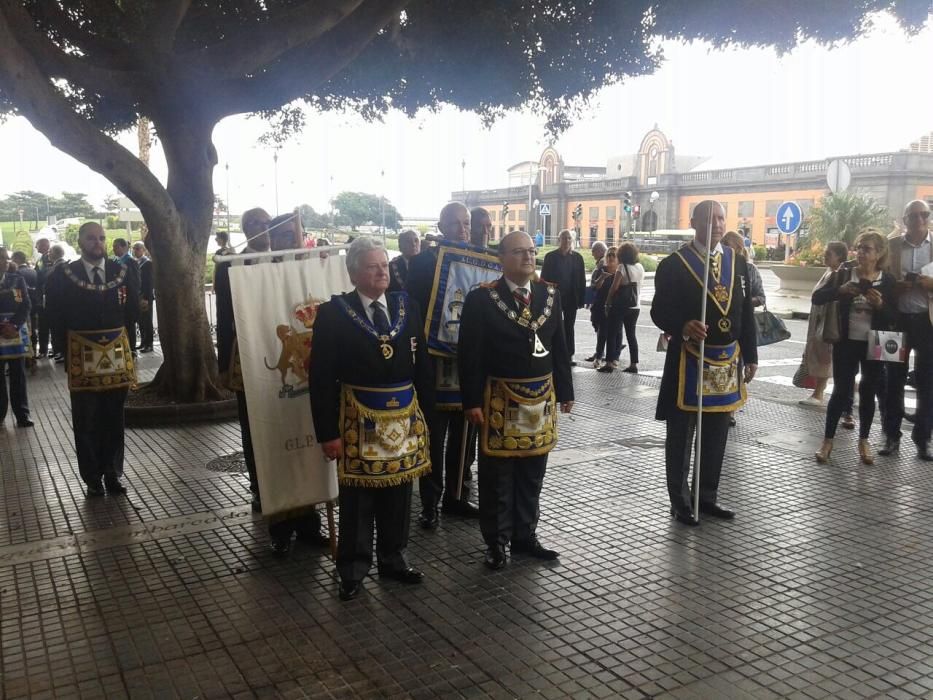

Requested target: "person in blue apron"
[
  {"left": 458, "top": 230, "right": 574, "bottom": 570},
  {"left": 0, "top": 247, "right": 33, "bottom": 428},
  {"left": 309, "top": 237, "right": 434, "bottom": 601},
  {"left": 46, "top": 223, "right": 139, "bottom": 496},
  {"left": 651, "top": 200, "right": 758, "bottom": 526}
]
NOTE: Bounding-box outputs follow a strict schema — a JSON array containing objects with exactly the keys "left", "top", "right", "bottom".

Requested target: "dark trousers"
[
  {"left": 419, "top": 408, "right": 473, "bottom": 511},
  {"left": 235, "top": 391, "right": 259, "bottom": 494},
  {"left": 477, "top": 451, "right": 547, "bottom": 547},
  {"left": 337, "top": 482, "right": 412, "bottom": 583},
  {"left": 269, "top": 509, "right": 323, "bottom": 541},
  {"left": 125, "top": 322, "right": 137, "bottom": 352},
  {"left": 825, "top": 340, "right": 884, "bottom": 440},
  {"left": 597, "top": 314, "right": 622, "bottom": 361},
  {"left": 884, "top": 313, "right": 932, "bottom": 445},
  {"left": 0, "top": 358, "right": 29, "bottom": 423},
  {"left": 562, "top": 303, "right": 578, "bottom": 357},
  {"left": 70, "top": 389, "right": 128, "bottom": 485},
  {"left": 622, "top": 308, "right": 640, "bottom": 365},
  {"left": 665, "top": 410, "right": 730, "bottom": 510},
  {"left": 138, "top": 303, "right": 154, "bottom": 349},
  {"left": 37, "top": 307, "right": 50, "bottom": 355},
  {"left": 29, "top": 311, "right": 39, "bottom": 355}
]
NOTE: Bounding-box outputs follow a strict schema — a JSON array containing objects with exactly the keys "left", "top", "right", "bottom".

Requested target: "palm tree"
[{"left": 805, "top": 192, "right": 888, "bottom": 246}]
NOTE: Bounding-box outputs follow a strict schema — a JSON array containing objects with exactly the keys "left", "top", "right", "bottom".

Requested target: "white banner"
[{"left": 229, "top": 254, "right": 352, "bottom": 516}]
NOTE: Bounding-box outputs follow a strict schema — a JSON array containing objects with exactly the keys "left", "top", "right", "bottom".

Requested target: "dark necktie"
[
  {"left": 513, "top": 286, "right": 531, "bottom": 307},
  {"left": 371, "top": 301, "right": 390, "bottom": 335},
  {"left": 92, "top": 266, "right": 104, "bottom": 285}
]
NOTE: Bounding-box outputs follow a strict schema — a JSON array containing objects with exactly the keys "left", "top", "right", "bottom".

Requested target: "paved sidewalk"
[{"left": 2, "top": 337, "right": 933, "bottom": 699}]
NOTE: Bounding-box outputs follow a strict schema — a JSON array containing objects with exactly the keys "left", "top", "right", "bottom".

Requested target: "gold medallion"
[
  {"left": 713, "top": 284, "right": 729, "bottom": 304},
  {"left": 521, "top": 306, "right": 532, "bottom": 320},
  {"left": 718, "top": 317, "right": 732, "bottom": 332},
  {"left": 381, "top": 343, "right": 394, "bottom": 359}
]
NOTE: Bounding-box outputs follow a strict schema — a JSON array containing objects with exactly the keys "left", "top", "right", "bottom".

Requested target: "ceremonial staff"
[{"left": 690, "top": 206, "right": 714, "bottom": 521}]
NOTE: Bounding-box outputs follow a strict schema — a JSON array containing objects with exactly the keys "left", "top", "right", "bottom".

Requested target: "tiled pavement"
[{"left": 2, "top": 323, "right": 933, "bottom": 699}]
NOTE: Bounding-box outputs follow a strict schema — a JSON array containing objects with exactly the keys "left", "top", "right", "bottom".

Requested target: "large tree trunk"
[{"left": 143, "top": 112, "right": 224, "bottom": 402}]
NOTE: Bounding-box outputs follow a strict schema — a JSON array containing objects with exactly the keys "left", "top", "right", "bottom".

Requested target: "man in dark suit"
[
  {"left": 309, "top": 237, "right": 434, "bottom": 600},
  {"left": 34, "top": 238, "right": 53, "bottom": 358},
  {"left": 470, "top": 207, "right": 493, "bottom": 248},
  {"left": 388, "top": 229, "right": 420, "bottom": 293},
  {"left": 0, "top": 247, "right": 32, "bottom": 427},
  {"left": 651, "top": 200, "right": 758, "bottom": 526},
  {"left": 541, "top": 229, "right": 586, "bottom": 365},
  {"left": 405, "top": 202, "right": 480, "bottom": 527},
  {"left": 47, "top": 223, "right": 139, "bottom": 496},
  {"left": 132, "top": 242, "right": 155, "bottom": 352},
  {"left": 458, "top": 230, "right": 574, "bottom": 569}
]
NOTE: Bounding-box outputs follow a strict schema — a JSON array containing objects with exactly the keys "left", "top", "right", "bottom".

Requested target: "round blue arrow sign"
[{"left": 775, "top": 201, "right": 803, "bottom": 234}]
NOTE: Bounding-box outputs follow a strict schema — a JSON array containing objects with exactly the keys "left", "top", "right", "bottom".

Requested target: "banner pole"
[
  {"left": 455, "top": 417, "right": 472, "bottom": 502},
  {"left": 692, "top": 205, "right": 714, "bottom": 521},
  {"left": 326, "top": 501, "right": 337, "bottom": 561}
]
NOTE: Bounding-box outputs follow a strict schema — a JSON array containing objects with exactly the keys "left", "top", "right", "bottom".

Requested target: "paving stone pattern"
[{"left": 2, "top": 334, "right": 933, "bottom": 699}]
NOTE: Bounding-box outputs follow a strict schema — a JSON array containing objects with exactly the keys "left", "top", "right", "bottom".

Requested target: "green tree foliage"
[
  {"left": 0, "top": 2, "right": 925, "bottom": 401},
  {"left": 298, "top": 203, "right": 330, "bottom": 230},
  {"left": 806, "top": 192, "right": 890, "bottom": 246},
  {"left": 332, "top": 192, "right": 401, "bottom": 231},
  {"left": 0, "top": 190, "right": 96, "bottom": 221}
]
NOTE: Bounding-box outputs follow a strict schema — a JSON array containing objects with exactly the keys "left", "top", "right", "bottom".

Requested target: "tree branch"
[
  {"left": 30, "top": 2, "right": 140, "bottom": 71},
  {"left": 186, "top": 0, "right": 366, "bottom": 80},
  {"left": 0, "top": 10, "right": 175, "bottom": 227},
  {"left": 150, "top": 0, "right": 194, "bottom": 54},
  {"left": 2, "top": 4, "right": 141, "bottom": 104},
  {"left": 213, "top": 0, "right": 409, "bottom": 117}
]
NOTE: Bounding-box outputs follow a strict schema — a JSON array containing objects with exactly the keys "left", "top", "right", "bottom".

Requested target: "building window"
[
  {"left": 606, "top": 227, "right": 615, "bottom": 242},
  {"left": 606, "top": 206, "right": 616, "bottom": 220},
  {"left": 588, "top": 206, "right": 599, "bottom": 221},
  {"left": 738, "top": 201, "right": 754, "bottom": 218},
  {"left": 490, "top": 210, "right": 497, "bottom": 221},
  {"left": 765, "top": 200, "right": 781, "bottom": 217},
  {"left": 589, "top": 225, "right": 598, "bottom": 240},
  {"left": 509, "top": 210, "right": 516, "bottom": 221},
  {"left": 519, "top": 210, "right": 527, "bottom": 222},
  {"left": 509, "top": 225, "right": 515, "bottom": 233},
  {"left": 798, "top": 199, "right": 814, "bottom": 215}
]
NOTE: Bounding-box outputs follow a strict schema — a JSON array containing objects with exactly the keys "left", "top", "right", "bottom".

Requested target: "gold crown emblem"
[{"left": 386, "top": 397, "right": 400, "bottom": 408}]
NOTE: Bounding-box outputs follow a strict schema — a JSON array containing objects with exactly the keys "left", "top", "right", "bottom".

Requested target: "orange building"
[{"left": 454, "top": 128, "right": 933, "bottom": 248}]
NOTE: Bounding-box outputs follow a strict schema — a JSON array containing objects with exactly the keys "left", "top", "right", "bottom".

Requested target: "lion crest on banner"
[{"left": 264, "top": 295, "right": 323, "bottom": 398}]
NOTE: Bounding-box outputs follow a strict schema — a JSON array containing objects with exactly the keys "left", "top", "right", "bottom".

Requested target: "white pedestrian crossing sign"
[{"left": 539, "top": 203, "right": 550, "bottom": 216}]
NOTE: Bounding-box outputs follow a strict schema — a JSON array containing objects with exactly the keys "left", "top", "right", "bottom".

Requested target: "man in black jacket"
[
  {"left": 541, "top": 229, "right": 586, "bottom": 365},
  {"left": 405, "top": 202, "right": 480, "bottom": 527},
  {"left": 458, "top": 230, "right": 574, "bottom": 570},
  {"left": 47, "top": 223, "right": 139, "bottom": 496},
  {"left": 651, "top": 200, "right": 758, "bottom": 526},
  {"left": 34, "top": 238, "right": 53, "bottom": 358},
  {"left": 132, "top": 242, "right": 155, "bottom": 352},
  {"left": 0, "top": 247, "right": 32, "bottom": 427},
  {"left": 309, "top": 237, "right": 434, "bottom": 600}
]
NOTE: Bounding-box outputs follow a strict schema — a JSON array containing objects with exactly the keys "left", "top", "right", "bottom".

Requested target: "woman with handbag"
[
  {"left": 799, "top": 242, "right": 855, "bottom": 428},
  {"left": 589, "top": 246, "right": 618, "bottom": 368},
  {"left": 598, "top": 243, "right": 643, "bottom": 373},
  {"left": 812, "top": 229, "right": 897, "bottom": 465}
]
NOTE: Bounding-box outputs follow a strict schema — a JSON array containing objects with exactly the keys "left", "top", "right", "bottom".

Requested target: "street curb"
[{"left": 125, "top": 398, "right": 238, "bottom": 427}]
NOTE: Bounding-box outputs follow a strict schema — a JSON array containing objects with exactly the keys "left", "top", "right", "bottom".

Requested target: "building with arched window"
[{"left": 453, "top": 127, "right": 933, "bottom": 248}]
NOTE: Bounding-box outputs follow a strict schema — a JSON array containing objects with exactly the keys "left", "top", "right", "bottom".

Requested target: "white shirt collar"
[
  {"left": 357, "top": 289, "right": 388, "bottom": 310},
  {"left": 692, "top": 239, "right": 723, "bottom": 257},
  {"left": 81, "top": 257, "right": 105, "bottom": 281},
  {"left": 504, "top": 277, "right": 533, "bottom": 294}
]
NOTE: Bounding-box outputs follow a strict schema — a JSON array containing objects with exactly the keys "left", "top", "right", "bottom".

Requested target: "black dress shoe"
[
  {"left": 596, "top": 365, "right": 614, "bottom": 373},
  {"left": 584, "top": 354, "right": 598, "bottom": 362},
  {"left": 270, "top": 537, "right": 292, "bottom": 557},
  {"left": 441, "top": 500, "right": 480, "bottom": 518},
  {"left": 104, "top": 478, "right": 127, "bottom": 495},
  {"left": 378, "top": 566, "right": 424, "bottom": 584},
  {"left": 569, "top": 360, "right": 577, "bottom": 367},
  {"left": 879, "top": 438, "right": 900, "bottom": 456},
  {"left": 419, "top": 509, "right": 439, "bottom": 529},
  {"left": 339, "top": 581, "right": 361, "bottom": 601},
  {"left": 918, "top": 444, "right": 933, "bottom": 462},
  {"left": 670, "top": 505, "right": 699, "bottom": 526},
  {"left": 699, "top": 502, "right": 735, "bottom": 519},
  {"left": 16, "top": 419, "right": 34, "bottom": 428},
  {"left": 484, "top": 545, "right": 507, "bottom": 570},
  {"left": 512, "top": 537, "right": 559, "bottom": 560},
  {"left": 250, "top": 493, "right": 262, "bottom": 513},
  {"left": 296, "top": 530, "right": 331, "bottom": 547},
  {"left": 86, "top": 481, "right": 106, "bottom": 498}
]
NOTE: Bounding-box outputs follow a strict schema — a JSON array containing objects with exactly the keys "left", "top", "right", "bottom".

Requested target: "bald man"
[
  {"left": 470, "top": 207, "right": 493, "bottom": 248},
  {"left": 651, "top": 201, "right": 758, "bottom": 526},
  {"left": 541, "top": 229, "right": 586, "bottom": 365},
  {"left": 47, "top": 222, "right": 140, "bottom": 497},
  {"left": 405, "top": 202, "right": 480, "bottom": 527},
  {"left": 880, "top": 199, "right": 933, "bottom": 460}
]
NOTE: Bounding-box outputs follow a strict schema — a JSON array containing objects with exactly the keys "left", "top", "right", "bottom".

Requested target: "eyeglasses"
[
  {"left": 856, "top": 245, "right": 876, "bottom": 253},
  {"left": 906, "top": 211, "right": 930, "bottom": 220},
  {"left": 505, "top": 247, "right": 537, "bottom": 257}
]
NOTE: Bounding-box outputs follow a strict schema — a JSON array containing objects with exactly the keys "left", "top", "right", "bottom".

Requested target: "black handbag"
[
  {"left": 614, "top": 265, "right": 638, "bottom": 309},
  {"left": 755, "top": 307, "right": 791, "bottom": 346}
]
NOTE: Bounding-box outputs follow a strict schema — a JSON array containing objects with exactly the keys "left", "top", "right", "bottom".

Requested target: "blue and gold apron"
[
  {"left": 481, "top": 374, "right": 558, "bottom": 458},
  {"left": 338, "top": 381, "right": 431, "bottom": 487},
  {"left": 0, "top": 312, "right": 31, "bottom": 359},
  {"left": 677, "top": 341, "right": 746, "bottom": 412},
  {"left": 67, "top": 327, "right": 136, "bottom": 392}
]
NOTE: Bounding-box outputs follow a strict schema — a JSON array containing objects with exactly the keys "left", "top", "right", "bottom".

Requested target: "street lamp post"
[
  {"left": 380, "top": 169, "right": 386, "bottom": 243},
  {"left": 273, "top": 151, "right": 279, "bottom": 215},
  {"left": 461, "top": 159, "right": 466, "bottom": 192}
]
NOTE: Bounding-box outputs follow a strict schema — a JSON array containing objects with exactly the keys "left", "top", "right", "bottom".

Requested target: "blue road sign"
[{"left": 776, "top": 201, "right": 803, "bottom": 235}]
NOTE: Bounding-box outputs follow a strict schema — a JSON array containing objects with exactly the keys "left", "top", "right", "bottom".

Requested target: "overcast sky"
[{"left": 0, "top": 12, "right": 930, "bottom": 220}]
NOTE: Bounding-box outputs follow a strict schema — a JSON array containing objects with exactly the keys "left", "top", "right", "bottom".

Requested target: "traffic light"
[
  {"left": 502, "top": 201, "right": 509, "bottom": 218},
  {"left": 623, "top": 191, "right": 632, "bottom": 213},
  {"left": 573, "top": 203, "right": 583, "bottom": 221},
  {"left": 633, "top": 204, "right": 640, "bottom": 218}
]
